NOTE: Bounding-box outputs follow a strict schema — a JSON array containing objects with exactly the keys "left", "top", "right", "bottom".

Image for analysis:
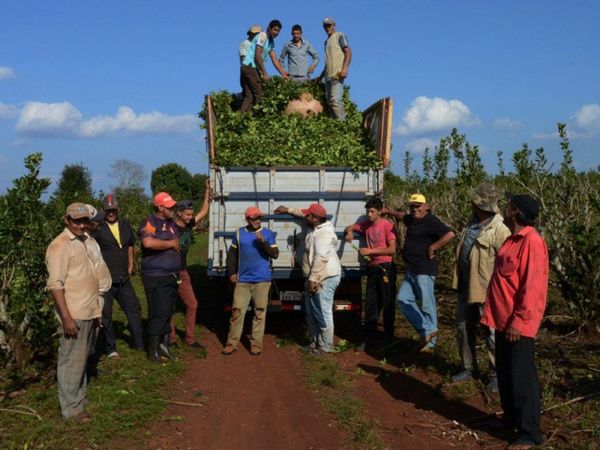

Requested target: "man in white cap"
[
  {"left": 46, "top": 203, "right": 111, "bottom": 422},
  {"left": 316, "top": 17, "right": 352, "bottom": 120}
]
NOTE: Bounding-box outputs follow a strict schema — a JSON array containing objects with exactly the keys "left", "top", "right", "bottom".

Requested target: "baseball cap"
[
  {"left": 85, "top": 204, "right": 105, "bottom": 223},
  {"left": 102, "top": 194, "right": 119, "bottom": 210},
  {"left": 322, "top": 17, "right": 335, "bottom": 25},
  {"left": 506, "top": 193, "right": 540, "bottom": 221},
  {"left": 408, "top": 193, "right": 427, "bottom": 205},
  {"left": 301, "top": 203, "right": 327, "bottom": 218},
  {"left": 245, "top": 206, "right": 263, "bottom": 219},
  {"left": 176, "top": 200, "right": 194, "bottom": 211},
  {"left": 154, "top": 192, "right": 177, "bottom": 208},
  {"left": 248, "top": 25, "right": 262, "bottom": 34},
  {"left": 66, "top": 203, "right": 90, "bottom": 220}
]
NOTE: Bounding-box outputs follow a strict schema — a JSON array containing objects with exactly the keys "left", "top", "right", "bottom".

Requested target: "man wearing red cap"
[
  {"left": 274, "top": 203, "right": 341, "bottom": 354},
  {"left": 222, "top": 206, "right": 279, "bottom": 356},
  {"left": 138, "top": 192, "right": 181, "bottom": 362}
]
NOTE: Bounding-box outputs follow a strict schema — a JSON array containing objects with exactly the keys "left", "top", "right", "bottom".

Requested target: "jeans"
[
  {"left": 456, "top": 291, "right": 495, "bottom": 375},
  {"left": 365, "top": 263, "right": 397, "bottom": 338},
  {"left": 170, "top": 269, "right": 199, "bottom": 344},
  {"left": 226, "top": 281, "right": 271, "bottom": 350},
  {"left": 101, "top": 279, "right": 144, "bottom": 353},
  {"left": 324, "top": 78, "right": 345, "bottom": 120},
  {"left": 57, "top": 319, "right": 97, "bottom": 418},
  {"left": 496, "top": 332, "right": 543, "bottom": 445},
  {"left": 305, "top": 275, "right": 340, "bottom": 353},
  {"left": 397, "top": 271, "right": 438, "bottom": 347},
  {"left": 142, "top": 274, "right": 178, "bottom": 338}
]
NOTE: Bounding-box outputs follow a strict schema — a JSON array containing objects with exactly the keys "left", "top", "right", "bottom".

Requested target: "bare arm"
[
  {"left": 362, "top": 240, "right": 396, "bottom": 257},
  {"left": 427, "top": 231, "right": 456, "bottom": 260},
  {"left": 270, "top": 50, "right": 288, "bottom": 78},
  {"left": 340, "top": 46, "right": 352, "bottom": 79},
  {"left": 142, "top": 237, "right": 179, "bottom": 252},
  {"left": 255, "top": 46, "right": 269, "bottom": 79},
  {"left": 194, "top": 179, "right": 211, "bottom": 223},
  {"left": 382, "top": 207, "right": 406, "bottom": 221}
]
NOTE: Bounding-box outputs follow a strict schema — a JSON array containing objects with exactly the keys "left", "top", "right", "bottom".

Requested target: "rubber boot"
[
  {"left": 147, "top": 335, "right": 161, "bottom": 363},
  {"left": 159, "top": 335, "right": 176, "bottom": 361}
]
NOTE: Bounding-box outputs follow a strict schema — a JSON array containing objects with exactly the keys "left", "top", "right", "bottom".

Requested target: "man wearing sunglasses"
[
  {"left": 315, "top": 17, "right": 352, "bottom": 120},
  {"left": 222, "top": 207, "right": 279, "bottom": 356},
  {"left": 46, "top": 203, "right": 112, "bottom": 423}
]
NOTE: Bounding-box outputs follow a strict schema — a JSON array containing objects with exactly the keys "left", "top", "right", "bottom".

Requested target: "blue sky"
[{"left": 1, "top": 0, "right": 599, "bottom": 195}]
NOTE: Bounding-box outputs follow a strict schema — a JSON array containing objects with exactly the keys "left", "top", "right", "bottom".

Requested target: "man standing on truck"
[
  {"left": 450, "top": 183, "right": 510, "bottom": 391},
  {"left": 279, "top": 24, "right": 320, "bottom": 82},
  {"left": 139, "top": 192, "right": 181, "bottom": 362},
  {"left": 315, "top": 17, "right": 351, "bottom": 120},
  {"left": 274, "top": 203, "right": 341, "bottom": 355},
  {"left": 384, "top": 194, "right": 455, "bottom": 352},
  {"left": 344, "top": 197, "right": 397, "bottom": 349},
  {"left": 168, "top": 180, "right": 210, "bottom": 350},
  {"left": 240, "top": 19, "right": 288, "bottom": 112},
  {"left": 222, "top": 206, "right": 279, "bottom": 356},
  {"left": 481, "top": 194, "right": 548, "bottom": 448}
]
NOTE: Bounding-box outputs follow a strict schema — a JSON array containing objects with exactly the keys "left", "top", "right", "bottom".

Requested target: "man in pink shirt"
[
  {"left": 345, "top": 197, "right": 397, "bottom": 348},
  {"left": 481, "top": 193, "right": 548, "bottom": 448}
]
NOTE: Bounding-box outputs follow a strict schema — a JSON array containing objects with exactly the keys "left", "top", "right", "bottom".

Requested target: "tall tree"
[
  {"left": 110, "top": 159, "right": 147, "bottom": 191},
  {"left": 151, "top": 163, "right": 194, "bottom": 201},
  {"left": 48, "top": 162, "right": 95, "bottom": 223}
]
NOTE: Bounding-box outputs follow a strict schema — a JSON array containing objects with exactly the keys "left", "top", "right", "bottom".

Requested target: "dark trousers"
[
  {"left": 101, "top": 279, "right": 144, "bottom": 353},
  {"left": 365, "top": 262, "right": 397, "bottom": 337},
  {"left": 496, "top": 332, "right": 543, "bottom": 444},
  {"left": 240, "top": 64, "right": 262, "bottom": 112},
  {"left": 142, "top": 275, "right": 178, "bottom": 338}
]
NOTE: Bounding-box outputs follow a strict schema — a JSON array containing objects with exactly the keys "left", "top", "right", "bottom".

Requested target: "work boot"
[
  {"left": 147, "top": 336, "right": 161, "bottom": 363},
  {"left": 159, "top": 335, "right": 176, "bottom": 361}
]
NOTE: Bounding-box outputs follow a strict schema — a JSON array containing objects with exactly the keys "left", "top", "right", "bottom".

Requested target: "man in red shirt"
[
  {"left": 345, "top": 197, "right": 397, "bottom": 348},
  {"left": 481, "top": 193, "right": 548, "bottom": 448}
]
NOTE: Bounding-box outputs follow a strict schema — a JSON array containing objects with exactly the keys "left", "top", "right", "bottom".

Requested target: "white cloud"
[
  {"left": 493, "top": 117, "right": 523, "bottom": 130},
  {"left": 0, "top": 66, "right": 16, "bottom": 80},
  {"left": 15, "top": 101, "right": 198, "bottom": 138},
  {"left": 0, "top": 102, "right": 19, "bottom": 119},
  {"left": 571, "top": 103, "right": 600, "bottom": 136},
  {"left": 394, "top": 96, "right": 480, "bottom": 136},
  {"left": 404, "top": 138, "right": 436, "bottom": 154},
  {"left": 16, "top": 101, "right": 82, "bottom": 137}
]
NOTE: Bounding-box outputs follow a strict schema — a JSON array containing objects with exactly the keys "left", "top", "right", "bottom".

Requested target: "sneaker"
[
  {"left": 188, "top": 342, "right": 206, "bottom": 351},
  {"left": 451, "top": 370, "right": 474, "bottom": 383},
  {"left": 486, "top": 376, "right": 499, "bottom": 393},
  {"left": 69, "top": 411, "right": 92, "bottom": 424},
  {"left": 107, "top": 351, "right": 120, "bottom": 359},
  {"left": 414, "top": 331, "right": 437, "bottom": 352},
  {"left": 221, "top": 344, "right": 236, "bottom": 355}
]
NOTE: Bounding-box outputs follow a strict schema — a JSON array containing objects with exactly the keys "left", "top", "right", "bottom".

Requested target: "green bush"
[{"left": 199, "top": 77, "right": 380, "bottom": 171}]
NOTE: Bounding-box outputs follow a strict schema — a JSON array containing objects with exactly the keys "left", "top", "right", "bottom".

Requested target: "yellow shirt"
[{"left": 108, "top": 221, "right": 122, "bottom": 248}]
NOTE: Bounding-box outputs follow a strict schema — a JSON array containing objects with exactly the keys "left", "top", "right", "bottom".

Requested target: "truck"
[{"left": 204, "top": 96, "right": 393, "bottom": 314}]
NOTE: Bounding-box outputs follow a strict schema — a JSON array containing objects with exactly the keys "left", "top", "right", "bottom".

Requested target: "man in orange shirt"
[{"left": 481, "top": 193, "right": 548, "bottom": 448}]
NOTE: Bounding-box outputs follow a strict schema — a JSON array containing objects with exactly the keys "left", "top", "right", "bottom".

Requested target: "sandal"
[
  {"left": 221, "top": 344, "right": 236, "bottom": 355},
  {"left": 250, "top": 345, "right": 262, "bottom": 356}
]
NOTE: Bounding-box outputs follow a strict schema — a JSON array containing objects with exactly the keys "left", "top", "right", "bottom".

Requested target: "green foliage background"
[{"left": 199, "top": 78, "right": 381, "bottom": 171}]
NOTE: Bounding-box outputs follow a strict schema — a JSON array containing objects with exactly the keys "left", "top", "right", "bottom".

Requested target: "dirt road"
[{"left": 142, "top": 318, "right": 510, "bottom": 450}]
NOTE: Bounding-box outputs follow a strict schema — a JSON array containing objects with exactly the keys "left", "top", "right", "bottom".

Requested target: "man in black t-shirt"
[
  {"left": 93, "top": 194, "right": 144, "bottom": 358},
  {"left": 385, "top": 194, "right": 455, "bottom": 352},
  {"left": 168, "top": 181, "right": 210, "bottom": 350}
]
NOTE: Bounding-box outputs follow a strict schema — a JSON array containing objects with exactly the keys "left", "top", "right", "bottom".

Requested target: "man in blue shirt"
[
  {"left": 240, "top": 19, "right": 288, "bottom": 112},
  {"left": 279, "top": 24, "right": 320, "bottom": 82},
  {"left": 222, "top": 206, "right": 279, "bottom": 356}
]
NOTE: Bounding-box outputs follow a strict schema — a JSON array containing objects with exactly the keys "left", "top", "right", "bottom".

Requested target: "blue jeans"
[
  {"left": 305, "top": 275, "right": 340, "bottom": 353},
  {"left": 396, "top": 271, "right": 438, "bottom": 347},
  {"left": 324, "top": 79, "right": 345, "bottom": 120}
]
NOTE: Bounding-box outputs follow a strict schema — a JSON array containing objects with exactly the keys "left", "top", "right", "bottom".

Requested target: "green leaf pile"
[{"left": 199, "top": 78, "right": 381, "bottom": 171}]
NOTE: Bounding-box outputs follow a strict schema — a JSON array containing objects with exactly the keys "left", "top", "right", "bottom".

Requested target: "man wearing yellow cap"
[{"left": 385, "top": 194, "right": 455, "bottom": 352}]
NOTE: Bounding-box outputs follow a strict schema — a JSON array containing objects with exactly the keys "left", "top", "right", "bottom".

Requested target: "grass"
[
  {"left": 302, "top": 353, "right": 384, "bottom": 449},
  {"left": 0, "top": 235, "right": 211, "bottom": 449}
]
